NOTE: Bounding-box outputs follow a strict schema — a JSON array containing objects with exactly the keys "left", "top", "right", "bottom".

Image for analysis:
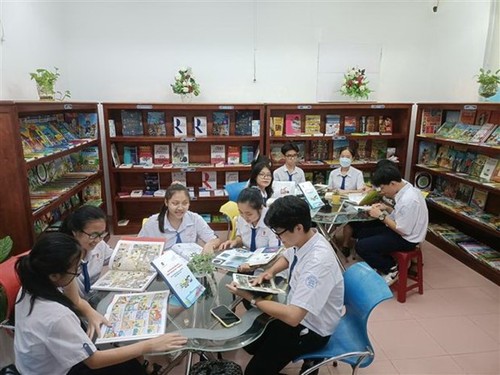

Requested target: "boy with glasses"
[
  {"left": 227, "top": 195, "right": 344, "bottom": 375},
  {"left": 273, "top": 142, "right": 306, "bottom": 183}
]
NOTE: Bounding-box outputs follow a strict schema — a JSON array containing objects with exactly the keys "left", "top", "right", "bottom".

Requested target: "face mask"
[{"left": 339, "top": 157, "right": 352, "bottom": 168}]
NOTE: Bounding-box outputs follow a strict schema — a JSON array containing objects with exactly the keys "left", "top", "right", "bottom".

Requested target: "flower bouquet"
[
  {"left": 340, "top": 67, "right": 372, "bottom": 100},
  {"left": 171, "top": 67, "right": 200, "bottom": 99}
]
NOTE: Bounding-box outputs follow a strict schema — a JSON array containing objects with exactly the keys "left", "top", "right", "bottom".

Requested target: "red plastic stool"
[{"left": 390, "top": 247, "right": 423, "bottom": 303}]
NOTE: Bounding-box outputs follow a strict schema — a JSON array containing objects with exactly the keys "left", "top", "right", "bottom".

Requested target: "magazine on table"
[
  {"left": 96, "top": 290, "right": 169, "bottom": 344},
  {"left": 151, "top": 250, "right": 205, "bottom": 309},
  {"left": 298, "top": 181, "right": 325, "bottom": 210},
  {"left": 232, "top": 273, "right": 286, "bottom": 295},
  {"left": 91, "top": 237, "right": 165, "bottom": 292},
  {"left": 212, "top": 246, "right": 283, "bottom": 272}
]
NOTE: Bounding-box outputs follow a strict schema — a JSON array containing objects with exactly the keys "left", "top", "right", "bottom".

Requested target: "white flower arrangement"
[
  {"left": 340, "top": 67, "right": 372, "bottom": 100},
  {"left": 171, "top": 67, "right": 200, "bottom": 96}
]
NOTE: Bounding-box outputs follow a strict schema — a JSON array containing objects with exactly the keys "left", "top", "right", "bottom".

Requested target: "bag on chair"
[{"left": 189, "top": 360, "right": 242, "bottom": 375}]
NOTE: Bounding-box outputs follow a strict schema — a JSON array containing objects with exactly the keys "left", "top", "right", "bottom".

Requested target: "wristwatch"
[
  {"left": 378, "top": 213, "right": 387, "bottom": 221},
  {"left": 250, "top": 298, "right": 259, "bottom": 308}
]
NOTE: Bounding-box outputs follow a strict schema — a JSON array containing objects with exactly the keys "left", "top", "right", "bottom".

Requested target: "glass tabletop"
[{"left": 311, "top": 200, "right": 374, "bottom": 225}]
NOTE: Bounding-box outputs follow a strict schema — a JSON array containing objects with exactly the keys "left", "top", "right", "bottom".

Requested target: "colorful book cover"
[
  {"left": 475, "top": 110, "right": 491, "bottom": 125},
  {"left": 325, "top": 114, "right": 341, "bottom": 136},
  {"left": 343, "top": 116, "right": 357, "bottom": 134},
  {"left": 153, "top": 144, "right": 170, "bottom": 165},
  {"left": 458, "top": 151, "right": 477, "bottom": 174},
  {"left": 210, "top": 145, "right": 226, "bottom": 165},
  {"left": 285, "top": 114, "right": 301, "bottom": 135},
  {"left": 138, "top": 145, "right": 153, "bottom": 166},
  {"left": 366, "top": 116, "right": 377, "bottom": 134},
  {"left": 455, "top": 183, "right": 473, "bottom": 204},
  {"left": 470, "top": 188, "right": 488, "bottom": 210},
  {"left": 418, "top": 142, "right": 438, "bottom": 165},
  {"left": 213, "top": 112, "right": 230, "bottom": 136},
  {"left": 305, "top": 115, "right": 321, "bottom": 135},
  {"left": 144, "top": 172, "right": 160, "bottom": 193},
  {"left": 193, "top": 116, "right": 208, "bottom": 137},
  {"left": 469, "top": 154, "right": 488, "bottom": 179},
  {"left": 225, "top": 171, "right": 239, "bottom": 185},
  {"left": 173, "top": 116, "right": 187, "bottom": 137},
  {"left": 270, "top": 143, "right": 285, "bottom": 163},
  {"left": 271, "top": 117, "right": 284, "bottom": 136},
  {"left": 146, "top": 112, "right": 166, "bottom": 136},
  {"left": 241, "top": 145, "right": 254, "bottom": 164},
  {"left": 171, "top": 171, "right": 187, "bottom": 186},
  {"left": 110, "top": 144, "right": 121, "bottom": 167},
  {"left": 74, "top": 147, "right": 100, "bottom": 172},
  {"left": 470, "top": 123, "right": 496, "bottom": 143},
  {"left": 444, "top": 110, "right": 460, "bottom": 123},
  {"left": 460, "top": 125, "right": 481, "bottom": 142},
  {"left": 227, "top": 145, "right": 240, "bottom": 165},
  {"left": 121, "top": 111, "right": 144, "bottom": 136},
  {"left": 491, "top": 162, "right": 500, "bottom": 183},
  {"left": 446, "top": 123, "right": 469, "bottom": 140},
  {"left": 235, "top": 111, "right": 253, "bottom": 136},
  {"left": 201, "top": 171, "right": 217, "bottom": 190},
  {"left": 370, "top": 139, "right": 388, "bottom": 161},
  {"left": 251, "top": 120, "right": 260, "bottom": 136},
  {"left": 479, "top": 157, "right": 498, "bottom": 181},
  {"left": 451, "top": 146, "right": 467, "bottom": 172},
  {"left": 379, "top": 116, "right": 393, "bottom": 135},
  {"left": 123, "top": 145, "right": 138, "bottom": 165},
  {"left": 310, "top": 140, "right": 329, "bottom": 160},
  {"left": 108, "top": 119, "right": 116, "bottom": 137},
  {"left": 485, "top": 126, "right": 500, "bottom": 146},
  {"left": 359, "top": 116, "right": 368, "bottom": 133},
  {"left": 172, "top": 142, "right": 189, "bottom": 165},
  {"left": 459, "top": 109, "right": 476, "bottom": 124},
  {"left": 78, "top": 113, "right": 98, "bottom": 139},
  {"left": 435, "top": 121, "right": 456, "bottom": 138},
  {"left": 420, "top": 109, "right": 443, "bottom": 134},
  {"left": 298, "top": 181, "right": 325, "bottom": 210},
  {"left": 333, "top": 139, "right": 349, "bottom": 160},
  {"left": 295, "top": 141, "right": 306, "bottom": 162}
]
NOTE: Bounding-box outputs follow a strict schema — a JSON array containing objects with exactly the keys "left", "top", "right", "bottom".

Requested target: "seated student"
[
  {"left": 272, "top": 142, "right": 306, "bottom": 184},
  {"left": 14, "top": 232, "right": 187, "bottom": 375},
  {"left": 248, "top": 161, "right": 274, "bottom": 205},
  {"left": 227, "top": 196, "right": 344, "bottom": 375},
  {"left": 139, "top": 183, "right": 221, "bottom": 253},
  {"left": 61, "top": 205, "right": 112, "bottom": 298},
  {"left": 219, "top": 187, "right": 280, "bottom": 251},
  {"left": 354, "top": 163, "right": 428, "bottom": 285}
]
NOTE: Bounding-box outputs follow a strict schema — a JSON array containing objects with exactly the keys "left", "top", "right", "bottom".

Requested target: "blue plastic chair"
[
  {"left": 224, "top": 181, "right": 247, "bottom": 202},
  {"left": 294, "top": 262, "right": 393, "bottom": 375}
]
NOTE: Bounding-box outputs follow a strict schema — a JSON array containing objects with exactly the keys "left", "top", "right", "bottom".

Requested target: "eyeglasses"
[
  {"left": 65, "top": 262, "right": 83, "bottom": 277},
  {"left": 285, "top": 153, "right": 298, "bottom": 159},
  {"left": 81, "top": 230, "right": 108, "bottom": 240},
  {"left": 271, "top": 227, "right": 288, "bottom": 237},
  {"left": 258, "top": 173, "right": 272, "bottom": 179}
]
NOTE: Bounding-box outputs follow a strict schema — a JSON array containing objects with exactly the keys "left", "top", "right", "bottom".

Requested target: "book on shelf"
[
  {"left": 130, "top": 189, "right": 143, "bottom": 197},
  {"left": 461, "top": 124, "right": 482, "bottom": 142},
  {"left": 310, "top": 140, "right": 329, "bottom": 161},
  {"left": 270, "top": 143, "right": 285, "bottom": 164},
  {"left": 420, "top": 109, "right": 443, "bottom": 134},
  {"left": 151, "top": 250, "right": 205, "bottom": 309},
  {"left": 325, "top": 114, "right": 340, "bottom": 136},
  {"left": 332, "top": 139, "right": 349, "bottom": 160},
  {"left": 434, "top": 121, "right": 456, "bottom": 138},
  {"left": 91, "top": 237, "right": 166, "bottom": 292},
  {"left": 491, "top": 162, "right": 500, "bottom": 183},
  {"left": 366, "top": 116, "right": 377, "bottom": 135},
  {"left": 469, "top": 154, "right": 488, "bottom": 179},
  {"left": 144, "top": 172, "right": 160, "bottom": 193},
  {"left": 359, "top": 116, "right": 367, "bottom": 133},
  {"left": 173, "top": 116, "right": 187, "bottom": 137},
  {"left": 96, "top": 291, "right": 169, "bottom": 344},
  {"left": 121, "top": 110, "right": 144, "bottom": 136},
  {"left": 370, "top": 139, "right": 388, "bottom": 161},
  {"left": 298, "top": 181, "right": 325, "bottom": 210},
  {"left": 123, "top": 145, "right": 138, "bottom": 165},
  {"left": 295, "top": 141, "right": 306, "bottom": 162},
  {"left": 446, "top": 123, "right": 469, "bottom": 140},
  {"left": 479, "top": 157, "right": 498, "bottom": 181},
  {"left": 241, "top": 145, "right": 254, "bottom": 164},
  {"left": 470, "top": 188, "right": 488, "bottom": 210},
  {"left": 232, "top": 273, "right": 286, "bottom": 295},
  {"left": 172, "top": 142, "right": 189, "bottom": 165},
  {"left": 458, "top": 151, "right": 477, "bottom": 174},
  {"left": 225, "top": 171, "right": 239, "bottom": 185},
  {"left": 213, "top": 112, "right": 230, "bottom": 136},
  {"left": 153, "top": 144, "right": 170, "bottom": 165},
  {"left": 455, "top": 183, "right": 473, "bottom": 204},
  {"left": 475, "top": 110, "right": 491, "bottom": 125},
  {"left": 146, "top": 111, "right": 166, "bottom": 136},
  {"left": 138, "top": 145, "right": 153, "bottom": 166},
  {"left": 172, "top": 171, "right": 187, "bottom": 186},
  {"left": 444, "top": 110, "right": 460, "bottom": 123},
  {"left": 386, "top": 147, "right": 396, "bottom": 159},
  {"left": 417, "top": 142, "right": 438, "bottom": 166},
  {"left": 252, "top": 120, "right": 260, "bottom": 136},
  {"left": 193, "top": 116, "right": 208, "bottom": 137},
  {"left": 235, "top": 111, "right": 253, "bottom": 136},
  {"left": 484, "top": 126, "right": 500, "bottom": 146},
  {"left": 227, "top": 145, "right": 240, "bottom": 165},
  {"left": 451, "top": 146, "right": 467, "bottom": 172},
  {"left": 210, "top": 144, "right": 226, "bottom": 165},
  {"left": 110, "top": 144, "right": 121, "bottom": 168},
  {"left": 285, "top": 114, "right": 301, "bottom": 135},
  {"left": 343, "top": 116, "right": 357, "bottom": 134},
  {"left": 73, "top": 147, "right": 100, "bottom": 172},
  {"left": 78, "top": 113, "right": 98, "bottom": 139},
  {"left": 212, "top": 246, "right": 283, "bottom": 273},
  {"left": 379, "top": 116, "right": 393, "bottom": 135},
  {"left": 270, "top": 117, "right": 284, "bottom": 136},
  {"left": 108, "top": 119, "right": 116, "bottom": 137},
  {"left": 201, "top": 171, "right": 217, "bottom": 190},
  {"left": 469, "top": 123, "right": 496, "bottom": 143},
  {"left": 459, "top": 108, "right": 476, "bottom": 124},
  {"left": 305, "top": 115, "right": 321, "bottom": 135}
]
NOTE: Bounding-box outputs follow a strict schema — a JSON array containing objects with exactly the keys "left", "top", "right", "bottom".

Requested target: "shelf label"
[
  {"left": 181, "top": 167, "right": 196, "bottom": 172},
  {"left": 463, "top": 105, "right": 477, "bottom": 110},
  {"left": 63, "top": 104, "right": 73, "bottom": 110},
  {"left": 219, "top": 105, "right": 234, "bottom": 110},
  {"left": 297, "top": 105, "right": 312, "bottom": 110},
  {"left": 371, "top": 104, "right": 385, "bottom": 109},
  {"left": 332, "top": 135, "right": 347, "bottom": 140},
  {"left": 180, "top": 137, "right": 196, "bottom": 142},
  {"left": 136, "top": 104, "right": 153, "bottom": 109}
]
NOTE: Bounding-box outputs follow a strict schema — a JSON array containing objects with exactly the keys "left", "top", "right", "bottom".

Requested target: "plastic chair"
[
  {"left": 224, "top": 181, "right": 247, "bottom": 202},
  {"left": 219, "top": 201, "right": 239, "bottom": 241},
  {"left": 294, "top": 262, "right": 393, "bottom": 375},
  {"left": 390, "top": 247, "right": 423, "bottom": 303}
]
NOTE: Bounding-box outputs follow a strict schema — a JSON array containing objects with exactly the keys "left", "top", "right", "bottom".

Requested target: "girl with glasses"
[
  {"left": 14, "top": 233, "right": 187, "bottom": 375},
  {"left": 139, "top": 183, "right": 220, "bottom": 253},
  {"left": 272, "top": 142, "right": 306, "bottom": 183},
  {"left": 248, "top": 161, "right": 274, "bottom": 205}
]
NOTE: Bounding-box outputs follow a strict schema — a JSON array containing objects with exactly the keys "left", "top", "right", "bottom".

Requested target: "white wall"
[{"left": 0, "top": 0, "right": 493, "bottom": 103}]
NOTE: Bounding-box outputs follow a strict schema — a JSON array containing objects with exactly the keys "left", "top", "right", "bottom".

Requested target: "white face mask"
[{"left": 339, "top": 157, "right": 352, "bottom": 168}]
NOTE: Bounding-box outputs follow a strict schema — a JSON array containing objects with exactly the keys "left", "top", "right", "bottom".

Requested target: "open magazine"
[
  {"left": 212, "top": 246, "right": 283, "bottom": 272},
  {"left": 298, "top": 181, "right": 325, "bottom": 210},
  {"left": 232, "top": 273, "right": 286, "bottom": 295},
  {"left": 91, "top": 237, "right": 165, "bottom": 292},
  {"left": 96, "top": 290, "right": 169, "bottom": 344}
]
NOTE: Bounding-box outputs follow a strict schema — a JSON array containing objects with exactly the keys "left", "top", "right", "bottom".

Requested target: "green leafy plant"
[
  {"left": 29, "top": 67, "right": 71, "bottom": 101},
  {"left": 0, "top": 236, "right": 13, "bottom": 322},
  {"left": 340, "top": 66, "right": 372, "bottom": 100},
  {"left": 171, "top": 67, "right": 201, "bottom": 96},
  {"left": 476, "top": 68, "right": 500, "bottom": 98},
  {"left": 187, "top": 253, "right": 214, "bottom": 276}
]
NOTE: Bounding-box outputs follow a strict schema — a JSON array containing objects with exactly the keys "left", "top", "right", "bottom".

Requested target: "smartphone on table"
[{"left": 210, "top": 305, "right": 241, "bottom": 328}]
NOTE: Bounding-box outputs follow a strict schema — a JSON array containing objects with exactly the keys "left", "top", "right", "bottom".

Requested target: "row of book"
[
  {"left": 20, "top": 113, "right": 98, "bottom": 159},
  {"left": 115, "top": 110, "right": 260, "bottom": 137},
  {"left": 270, "top": 114, "right": 393, "bottom": 137},
  {"left": 428, "top": 121, "right": 499, "bottom": 145},
  {"left": 112, "top": 143, "right": 255, "bottom": 168},
  {"left": 417, "top": 142, "right": 500, "bottom": 183},
  {"left": 428, "top": 223, "right": 500, "bottom": 271},
  {"left": 433, "top": 176, "right": 490, "bottom": 209}
]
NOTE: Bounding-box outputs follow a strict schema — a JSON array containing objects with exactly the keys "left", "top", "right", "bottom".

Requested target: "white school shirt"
[
  {"left": 284, "top": 231, "right": 344, "bottom": 337},
  {"left": 273, "top": 165, "right": 306, "bottom": 184},
  {"left": 328, "top": 166, "right": 364, "bottom": 190},
  {"left": 76, "top": 240, "right": 113, "bottom": 297},
  {"left": 138, "top": 211, "right": 217, "bottom": 249},
  {"left": 390, "top": 182, "right": 429, "bottom": 244},
  {"left": 15, "top": 290, "right": 96, "bottom": 375},
  {"left": 235, "top": 207, "right": 280, "bottom": 249}
]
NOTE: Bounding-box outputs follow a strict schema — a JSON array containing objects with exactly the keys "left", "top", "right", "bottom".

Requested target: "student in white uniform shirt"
[
  {"left": 248, "top": 161, "right": 274, "bottom": 205},
  {"left": 273, "top": 142, "right": 306, "bottom": 184},
  {"left": 227, "top": 196, "right": 344, "bottom": 375},
  {"left": 14, "top": 233, "right": 187, "bottom": 375},
  {"left": 139, "top": 183, "right": 221, "bottom": 253},
  {"left": 61, "top": 205, "right": 113, "bottom": 298}
]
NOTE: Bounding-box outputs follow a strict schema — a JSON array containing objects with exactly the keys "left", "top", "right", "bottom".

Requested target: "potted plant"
[
  {"left": 171, "top": 67, "right": 201, "bottom": 102},
  {"left": 340, "top": 66, "right": 372, "bottom": 100},
  {"left": 476, "top": 68, "right": 500, "bottom": 99},
  {"left": 29, "top": 67, "right": 71, "bottom": 101},
  {"left": 187, "top": 253, "right": 215, "bottom": 298}
]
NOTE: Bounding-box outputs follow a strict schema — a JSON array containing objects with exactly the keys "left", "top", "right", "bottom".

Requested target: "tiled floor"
[{"left": 165, "top": 241, "right": 500, "bottom": 375}]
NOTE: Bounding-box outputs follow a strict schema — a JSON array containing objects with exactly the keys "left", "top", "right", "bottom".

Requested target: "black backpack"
[{"left": 189, "top": 360, "right": 242, "bottom": 375}]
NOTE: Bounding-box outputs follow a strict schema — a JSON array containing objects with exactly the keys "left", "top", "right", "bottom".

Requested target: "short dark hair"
[
  {"left": 375, "top": 159, "right": 397, "bottom": 170},
  {"left": 60, "top": 205, "right": 106, "bottom": 235},
  {"left": 339, "top": 147, "right": 355, "bottom": 158},
  {"left": 372, "top": 165, "right": 402, "bottom": 186},
  {"left": 264, "top": 196, "right": 311, "bottom": 232},
  {"left": 281, "top": 142, "right": 299, "bottom": 155},
  {"left": 237, "top": 187, "right": 265, "bottom": 210}
]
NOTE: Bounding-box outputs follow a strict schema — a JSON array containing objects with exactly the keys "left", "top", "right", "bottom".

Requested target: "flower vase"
[
  {"left": 36, "top": 85, "right": 55, "bottom": 101},
  {"left": 180, "top": 94, "right": 193, "bottom": 103},
  {"left": 478, "top": 83, "right": 498, "bottom": 102}
]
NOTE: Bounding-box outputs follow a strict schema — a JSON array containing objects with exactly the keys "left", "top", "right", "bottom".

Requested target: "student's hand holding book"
[{"left": 218, "top": 239, "right": 238, "bottom": 251}]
